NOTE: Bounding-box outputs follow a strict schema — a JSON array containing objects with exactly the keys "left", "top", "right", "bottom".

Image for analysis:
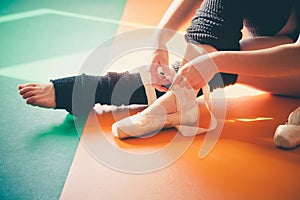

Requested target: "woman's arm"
[
  {"left": 150, "top": 0, "right": 203, "bottom": 92},
  {"left": 213, "top": 37, "right": 300, "bottom": 77},
  {"left": 174, "top": 36, "right": 300, "bottom": 90},
  {"left": 153, "top": 0, "right": 202, "bottom": 45}
]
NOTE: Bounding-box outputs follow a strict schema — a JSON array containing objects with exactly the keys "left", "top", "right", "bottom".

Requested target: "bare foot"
[{"left": 18, "top": 83, "right": 56, "bottom": 108}]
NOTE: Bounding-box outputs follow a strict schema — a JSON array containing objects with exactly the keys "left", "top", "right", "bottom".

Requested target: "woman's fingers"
[
  {"left": 150, "top": 61, "right": 176, "bottom": 92},
  {"left": 153, "top": 83, "right": 168, "bottom": 92},
  {"left": 149, "top": 47, "right": 172, "bottom": 91},
  {"left": 150, "top": 72, "right": 168, "bottom": 92},
  {"left": 174, "top": 64, "right": 205, "bottom": 90}
]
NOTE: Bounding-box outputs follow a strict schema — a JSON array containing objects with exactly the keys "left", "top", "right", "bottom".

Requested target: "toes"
[
  {"left": 26, "top": 96, "right": 37, "bottom": 106},
  {"left": 18, "top": 83, "right": 37, "bottom": 90},
  {"left": 19, "top": 86, "right": 38, "bottom": 95},
  {"left": 22, "top": 91, "right": 36, "bottom": 99},
  {"left": 20, "top": 83, "right": 55, "bottom": 108}
]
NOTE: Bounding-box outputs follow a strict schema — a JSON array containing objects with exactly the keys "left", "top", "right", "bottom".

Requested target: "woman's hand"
[
  {"left": 173, "top": 55, "right": 217, "bottom": 91},
  {"left": 149, "top": 47, "right": 175, "bottom": 92}
]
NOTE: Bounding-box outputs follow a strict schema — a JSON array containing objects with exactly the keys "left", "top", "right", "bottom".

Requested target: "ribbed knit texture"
[
  {"left": 185, "top": 0, "right": 243, "bottom": 51},
  {"left": 185, "top": 0, "right": 297, "bottom": 49},
  {"left": 51, "top": 72, "right": 148, "bottom": 115}
]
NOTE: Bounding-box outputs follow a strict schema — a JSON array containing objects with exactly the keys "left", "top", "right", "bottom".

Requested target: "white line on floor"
[{"left": 0, "top": 8, "right": 154, "bottom": 29}]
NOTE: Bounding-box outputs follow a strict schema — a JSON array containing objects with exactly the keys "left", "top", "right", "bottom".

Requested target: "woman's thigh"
[{"left": 237, "top": 74, "right": 300, "bottom": 97}]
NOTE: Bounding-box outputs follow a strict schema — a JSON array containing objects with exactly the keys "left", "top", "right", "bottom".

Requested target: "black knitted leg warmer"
[{"left": 51, "top": 72, "right": 149, "bottom": 115}]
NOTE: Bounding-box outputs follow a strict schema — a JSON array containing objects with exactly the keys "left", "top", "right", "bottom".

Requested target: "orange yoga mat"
[
  {"left": 60, "top": 92, "right": 300, "bottom": 199},
  {"left": 60, "top": 0, "right": 300, "bottom": 199}
]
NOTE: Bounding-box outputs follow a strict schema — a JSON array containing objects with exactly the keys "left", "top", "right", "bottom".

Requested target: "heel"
[
  {"left": 174, "top": 124, "right": 207, "bottom": 137},
  {"left": 174, "top": 113, "right": 217, "bottom": 137}
]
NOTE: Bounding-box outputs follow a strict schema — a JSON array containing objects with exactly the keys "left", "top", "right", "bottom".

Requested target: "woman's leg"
[
  {"left": 237, "top": 75, "right": 300, "bottom": 97},
  {"left": 19, "top": 72, "right": 162, "bottom": 114},
  {"left": 236, "top": 36, "right": 300, "bottom": 97},
  {"left": 18, "top": 44, "right": 239, "bottom": 117}
]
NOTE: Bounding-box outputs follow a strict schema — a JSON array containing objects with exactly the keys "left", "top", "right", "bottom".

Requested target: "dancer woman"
[{"left": 19, "top": 0, "right": 300, "bottom": 148}]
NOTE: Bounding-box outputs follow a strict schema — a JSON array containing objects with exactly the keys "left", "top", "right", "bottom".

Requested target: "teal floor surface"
[{"left": 0, "top": 0, "right": 127, "bottom": 199}]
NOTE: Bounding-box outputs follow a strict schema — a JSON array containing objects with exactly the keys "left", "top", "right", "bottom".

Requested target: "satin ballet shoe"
[
  {"left": 112, "top": 84, "right": 216, "bottom": 139},
  {"left": 111, "top": 105, "right": 199, "bottom": 139},
  {"left": 274, "top": 125, "right": 300, "bottom": 149},
  {"left": 274, "top": 106, "right": 300, "bottom": 149},
  {"left": 112, "top": 83, "right": 199, "bottom": 138}
]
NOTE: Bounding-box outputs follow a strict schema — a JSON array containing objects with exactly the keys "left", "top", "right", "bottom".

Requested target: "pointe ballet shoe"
[
  {"left": 112, "top": 106, "right": 198, "bottom": 139},
  {"left": 274, "top": 106, "right": 300, "bottom": 149},
  {"left": 112, "top": 84, "right": 216, "bottom": 139}
]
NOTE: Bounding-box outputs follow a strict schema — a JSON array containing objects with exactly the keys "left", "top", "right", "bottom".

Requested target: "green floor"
[{"left": 0, "top": 1, "right": 126, "bottom": 199}]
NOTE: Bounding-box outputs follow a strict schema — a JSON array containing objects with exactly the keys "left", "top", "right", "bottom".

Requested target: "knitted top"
[{"left": 185, "top": 0, "right": 300, "bottom": 50}]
